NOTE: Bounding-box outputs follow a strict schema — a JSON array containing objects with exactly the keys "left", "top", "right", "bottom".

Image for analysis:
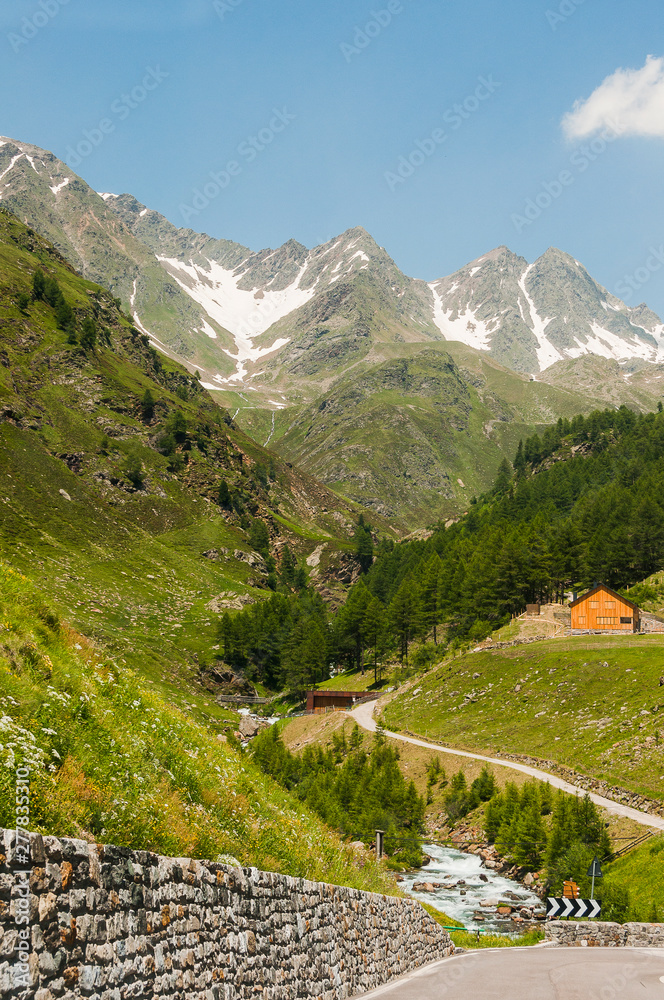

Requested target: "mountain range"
[{"left": 3, "top": 134, "right": 664, "bottom": 524}]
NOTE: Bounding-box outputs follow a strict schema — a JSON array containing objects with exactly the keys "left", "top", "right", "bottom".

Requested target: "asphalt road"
[
  {"left": 349, "top": 700, "right": 664, "bottom": 831},
  {"left": 356, "top": 947, "right": 664, "bottom": 999}
]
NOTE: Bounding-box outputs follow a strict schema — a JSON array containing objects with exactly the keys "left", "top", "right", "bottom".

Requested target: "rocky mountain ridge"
[
  {"left": 3, "top": 134, "right": 664, "bottom": 525},
  {"left": 4, "top": 136, "right": 663, "bottom": 397}
]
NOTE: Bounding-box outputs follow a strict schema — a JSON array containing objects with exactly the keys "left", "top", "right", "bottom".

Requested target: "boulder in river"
[
  {"left": 238, "top": 715, "right": 267, "bottom": 739},
  {"left": 412, "top": 881, "right": 435, "bottom": 892}
]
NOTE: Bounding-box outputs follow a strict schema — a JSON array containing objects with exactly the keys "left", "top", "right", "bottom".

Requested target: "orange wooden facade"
[{"left": 570, "top": 583, "right": 640, "bottom": 633}]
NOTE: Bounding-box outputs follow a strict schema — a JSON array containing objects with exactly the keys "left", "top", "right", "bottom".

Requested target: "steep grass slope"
[
  {"left": 0, "top": 207, "right": 365, "bottom": 712},
  {"left": 0, "top": 562, "right": 394, "bottom": 892},
  {"left": 382, "top": 635, "right": 664, "bottom": 801}
]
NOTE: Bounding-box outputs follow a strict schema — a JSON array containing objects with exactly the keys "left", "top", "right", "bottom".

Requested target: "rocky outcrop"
[{"left": 0, "top": 829, "right": 453, "bottom": 999}]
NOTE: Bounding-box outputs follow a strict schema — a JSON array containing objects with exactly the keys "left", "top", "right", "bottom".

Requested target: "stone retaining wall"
[
  {"left": 546, "top": 921, "right": 664, "bottom": 947},
  {"left": 0, "top": 830, "right": 452, "bottom": 1000}
]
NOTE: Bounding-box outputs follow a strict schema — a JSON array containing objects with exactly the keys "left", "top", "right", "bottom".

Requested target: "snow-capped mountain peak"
[{"left": 428, "top": 245, "right": 664, "bottom": 373}]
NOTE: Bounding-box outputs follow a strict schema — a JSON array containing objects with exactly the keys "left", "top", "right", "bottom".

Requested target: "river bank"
[{"left": 403, "top": 843, "right": 545, "bottom": 933}]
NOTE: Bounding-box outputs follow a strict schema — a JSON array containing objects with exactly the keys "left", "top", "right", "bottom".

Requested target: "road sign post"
[{"left": 587, "top": 856, "right": 603, "bottom": 900}]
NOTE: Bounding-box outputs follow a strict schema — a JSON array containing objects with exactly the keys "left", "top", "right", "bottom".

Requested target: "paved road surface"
[
  {"left": 355, "top": 948, "right": 664, "bottom": 999},
  {"left": 349, "top": 700, "right": 664, "bottom": 831}
]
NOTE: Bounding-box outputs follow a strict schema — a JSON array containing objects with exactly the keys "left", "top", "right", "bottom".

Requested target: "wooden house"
[
  {"left": 305, "top": 690, "right": 376, "bottom": 713},
  {"left": 569, "top": 583, "right": 640, "bottom": 635}
]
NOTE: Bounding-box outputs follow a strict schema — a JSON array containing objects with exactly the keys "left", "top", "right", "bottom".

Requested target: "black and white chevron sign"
[{"left": 547, "top": 897, "right": 601, "bottom": 918}]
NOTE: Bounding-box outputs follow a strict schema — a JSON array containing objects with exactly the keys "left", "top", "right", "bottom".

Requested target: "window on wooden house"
[
  {"left": 620, "top": 617, "right": 632, "bottom": 624},
  {"left": 589, "top": 601, "right": 599, "bottom": 608},
  {"left": 596, "top": 617, "right": 617, "bottom": 625}
]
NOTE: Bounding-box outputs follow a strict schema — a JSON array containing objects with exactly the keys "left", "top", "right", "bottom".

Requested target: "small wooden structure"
[
  {"left": 569, "top": 583, "right": 640, "bottom": 635},
  {"left": 305, "top": 690, "right": 377, "bottom": 714}
]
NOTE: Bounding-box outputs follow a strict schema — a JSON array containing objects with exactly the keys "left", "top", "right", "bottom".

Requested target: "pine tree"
[
  {"left": 54, "top": 297, "right": 73, "bottom": 331},
  {"left": 335, "top": 580, "right": 372, "bottom": 672},
  {"left": 420, "top": 554, "right": 442, "bottom": 643},
  {"left": 493, "top": 457, "right": 513, "bottom": 494},
  {"left": 514, "top": 439, "right": 526, "bottom": 477},
  {"left": 362, "top": 596, "right": 386, "bottom": 684},
  {"left": 512, "top": 798, "right": 547, "bottom": 868},
  {"left": 80, "top": 317, "right": 97, "bottom": 351},
  {"left": 141, "top": 388, "right": 155, "bottom": 421},
  {"left": 32, "top": 268, "right": 46, "bottom": 301},
  {"left": 43, "top": 277, "right": 61, "bottom": 308},
  {"left": 280, "top": 546, "right": 296, "bottom": 586},
  {"left": 355, "top": 518, "right": 374, "bottom": 573},
  {"left": 388, "top": 578, "right": 419, "bottom": 664},
  {"left": 217, "top": 480, "right": 230, "bottom": 507},
  {"left": 249, "top": 519, "right": 270, "bottom": 558}
]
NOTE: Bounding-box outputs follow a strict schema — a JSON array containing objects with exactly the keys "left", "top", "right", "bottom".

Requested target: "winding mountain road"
[
  {"left": 349, "top": 699, "right": 664, "bottom": 831},
  {"left": 355, "top": 947, "right": 664, "bottom": 999}
]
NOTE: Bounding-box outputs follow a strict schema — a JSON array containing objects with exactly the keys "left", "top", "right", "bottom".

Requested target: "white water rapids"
[{"left": 402, "top": 843, "right": 542, "bottom": 932}]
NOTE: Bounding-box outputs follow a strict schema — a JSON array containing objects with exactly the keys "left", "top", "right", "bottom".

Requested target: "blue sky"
[{"left": 3, "top": 0, "right": 664, "bottom": 314}]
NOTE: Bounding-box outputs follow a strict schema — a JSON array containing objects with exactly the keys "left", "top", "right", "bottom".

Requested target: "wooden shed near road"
[{"left": 570, "top": 582, "right": 640, "bottom": 635}]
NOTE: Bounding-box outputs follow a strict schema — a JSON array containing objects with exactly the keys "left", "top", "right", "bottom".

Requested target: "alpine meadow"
[{"left": 2, "top": 5, "right": 664, "bottom": 996}]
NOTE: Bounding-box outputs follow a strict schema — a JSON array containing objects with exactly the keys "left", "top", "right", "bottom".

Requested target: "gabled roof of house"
[{"left": 569, "top": 582, "right": 640, "bottom": 613}]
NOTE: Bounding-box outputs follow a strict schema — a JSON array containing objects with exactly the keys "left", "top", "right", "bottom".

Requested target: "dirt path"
[{"left": 349, "top": 700, "right": 664, "bottom": 832}]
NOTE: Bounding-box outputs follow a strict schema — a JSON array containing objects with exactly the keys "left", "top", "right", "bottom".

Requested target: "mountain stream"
[{"left": 402, "top": 843, "right": 543, "bottom": 933}]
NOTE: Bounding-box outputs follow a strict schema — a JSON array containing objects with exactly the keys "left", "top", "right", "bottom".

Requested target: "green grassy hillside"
[
  {"left": 381, "top": 634, "right": 664, "bottom": 801},
  {"left": 237, "top": 342, "right": 664, "bottom": 529},
  {"left": 0, "top": 207, "right": 366, "bottom": 713},
  {"left": 0, "top": 561, "right": 394, "bottom": 892}
]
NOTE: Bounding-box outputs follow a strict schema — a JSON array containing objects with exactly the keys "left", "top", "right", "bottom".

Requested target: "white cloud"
[{"left": 562, "top": 55, "right": 664, "bottom": 140}]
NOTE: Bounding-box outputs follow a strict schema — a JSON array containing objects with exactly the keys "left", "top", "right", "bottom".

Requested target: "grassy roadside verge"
[
  {"left": 0, "top": 561, "right": 397, "bottom": 895},
  {"left": 419, "top": 902, "right": 545, "bottom": 949}
]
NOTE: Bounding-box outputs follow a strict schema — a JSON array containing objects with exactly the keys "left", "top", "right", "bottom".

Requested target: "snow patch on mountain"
[
  {"left": 199, "top": 319, "right": 218, "bottom": 340},
  {"left": 157, "top": 256, "right": 302, "bottom": 382},
  {"left": 567, "top": 322, "right": 660, "bottom": 364},
  {"left": 158, "top": 256, "right": 312, "bottom": 340},
  {"left": 428, "top": 283, "right": 494, "bottom": 350},
  {"left": 49, "top": 178, "right": 70, "bottom": 195},
  {"left": 517, "top": 264, "right": 563, "bottom": 370},
  {"left": 0, "top": 154, "right": 25, "bottom": 186},
  {"left": 129, "top": 279, "right": 155, "bottom": 342}
]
